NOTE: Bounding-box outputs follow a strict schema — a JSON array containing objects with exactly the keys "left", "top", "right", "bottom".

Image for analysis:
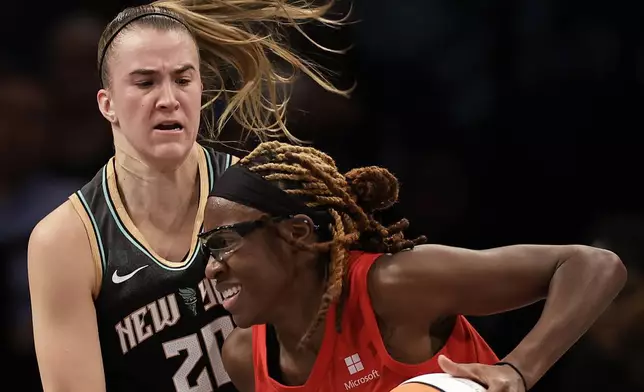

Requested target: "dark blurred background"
[{"left": 2, "top": 0, "right": 643, "bottom": 390}]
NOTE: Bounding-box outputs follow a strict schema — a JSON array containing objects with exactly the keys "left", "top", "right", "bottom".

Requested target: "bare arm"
[
  {"left": 369, "top": 244, "right": 627, "bottom": 389},
  {"left": 28, "top": 201, "right": 106, "bottom": 392},
  {"left": 222, "top": 327, "right": 255, "bottom": 392}
]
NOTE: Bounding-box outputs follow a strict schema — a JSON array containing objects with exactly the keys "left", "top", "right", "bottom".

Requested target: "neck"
[
  {"left": 270, "top": 269, "right": 329, "bottom": 354},
  {"left": 113, "top": 144, "right": 200, "bottom": 232}
]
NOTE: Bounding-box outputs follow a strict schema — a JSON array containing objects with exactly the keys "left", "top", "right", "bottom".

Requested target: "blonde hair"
[{"left": 97, "top": 0, "right": 352, "bottom": 144}]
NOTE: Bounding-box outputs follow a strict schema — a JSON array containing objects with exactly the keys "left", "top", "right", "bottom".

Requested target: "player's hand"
[{"left": 437, "top": 355, "right": 526, "bottom": 392}]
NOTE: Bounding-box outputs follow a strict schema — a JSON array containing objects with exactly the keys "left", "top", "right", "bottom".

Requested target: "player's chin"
[
  {"left": 229, "top": 311, "right": 260, "bottom": 329},
  {"left": 149, "top": 140, "right": 192, "bottom": 158},
  {"left": 228, "top": 298, "right": 267, "bottom": 329}
]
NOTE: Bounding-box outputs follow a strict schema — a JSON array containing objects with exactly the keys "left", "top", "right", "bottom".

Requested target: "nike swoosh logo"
[{"left": 112, "top": 265, "right": 149, "bottom": 284}]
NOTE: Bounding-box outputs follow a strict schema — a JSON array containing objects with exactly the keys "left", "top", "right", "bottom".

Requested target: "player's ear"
[
  {"left": 97, "top": 88, "right": 117, "bottom": 124},
  {"left": 275, "top": 215, "right": 316, "bottom": 244}
]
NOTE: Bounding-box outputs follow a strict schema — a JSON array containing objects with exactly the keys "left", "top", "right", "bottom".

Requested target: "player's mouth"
[
  {"left": 216, "top": 283, "right": 242, "bottom": 311},
  {"left": 153, "top": 121, "right": 184, "bottom": 132}
]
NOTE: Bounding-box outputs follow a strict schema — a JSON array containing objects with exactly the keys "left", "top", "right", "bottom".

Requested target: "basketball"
[{"left": 390, "top": 373, "right": 486, "bottom": 392}]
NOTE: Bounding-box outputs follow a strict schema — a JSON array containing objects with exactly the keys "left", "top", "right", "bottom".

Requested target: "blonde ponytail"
[{"left": 151, "top": 0, "right": 352, "bottom": 144}]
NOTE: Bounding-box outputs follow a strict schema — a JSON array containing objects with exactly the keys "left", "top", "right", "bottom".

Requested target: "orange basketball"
[{"left": 390, "top": 373, "right": 486, "bottom": 392}]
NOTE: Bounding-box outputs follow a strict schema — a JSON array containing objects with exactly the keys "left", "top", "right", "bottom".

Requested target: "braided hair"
[{"left": 239, "top": 141, "right": 426, "bottom": 349}]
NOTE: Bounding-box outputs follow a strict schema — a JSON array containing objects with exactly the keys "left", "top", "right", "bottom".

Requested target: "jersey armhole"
[
  {"left": 69, "top": 192, "right": 105, "bottom": 300},
  {"left": 202, "top": 146, "right": 234, "bottom": 178}
]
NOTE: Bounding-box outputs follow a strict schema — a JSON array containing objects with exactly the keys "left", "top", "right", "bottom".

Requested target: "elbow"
[
  {"left": 579, "top": 245, "right": 628, "bottom": 293},
  {"left": 603, "top": 250, "right": 628, "bottom": 291}
]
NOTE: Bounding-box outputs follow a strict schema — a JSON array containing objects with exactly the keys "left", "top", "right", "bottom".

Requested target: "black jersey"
[{"left": 68, "top": 146, "right": 238, "bottom": 392}]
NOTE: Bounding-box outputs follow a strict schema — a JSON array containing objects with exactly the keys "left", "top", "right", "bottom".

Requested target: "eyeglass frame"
[{"left": 198, "top": 214, "right": 322, "bottom": 261}]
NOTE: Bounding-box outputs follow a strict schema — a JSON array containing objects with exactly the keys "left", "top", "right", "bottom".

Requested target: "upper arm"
[
  {"left": 28, "top": 201, "right": 106, "bottom": 392},
  {"left": 368, "top": 244, "right": 584, "bottom": 323},
  {"left": 222, "top": 327, "right": 255, "bottom": 392}
]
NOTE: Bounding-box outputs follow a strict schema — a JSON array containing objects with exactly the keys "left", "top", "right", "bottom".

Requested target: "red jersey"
[{"left": 252, "top": 251, "right": 499, "bottom": 391}]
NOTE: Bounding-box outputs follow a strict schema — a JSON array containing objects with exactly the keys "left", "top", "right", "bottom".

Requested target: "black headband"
[
  {"left": 98, "top": 11, "right": 190, "bottom": 87},
  {"left": 210, "top": 165, "right": 333, "bottom": 225}
]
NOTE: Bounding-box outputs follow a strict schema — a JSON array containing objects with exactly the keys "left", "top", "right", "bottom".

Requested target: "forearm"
[{"left": 502, "top": 246, "right": 626, "bottom": 389}]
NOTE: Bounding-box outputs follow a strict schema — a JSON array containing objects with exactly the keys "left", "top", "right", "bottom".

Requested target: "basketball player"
[
  {"left": 27, "top": 2, "right": 347, "bottom": 391},
  {"left": 199, "top": 141, "right": 627, "bottom": 392}
]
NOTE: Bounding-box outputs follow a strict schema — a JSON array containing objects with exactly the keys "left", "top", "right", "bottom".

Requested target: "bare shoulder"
[
  {"left": 31, "top": 199, "right": 85, "bottom": 244},
  {"left": 365, "top": 252, "right": 404, "bottom": 319},
  {"left": 366, "top": 246, "right": 466, "bottom": 317},
  {"left": 28, "top": 199, "right": 96, "bottom": 296},
  {"left": 222, "top": 327, "right": 255, "bottom": 392}
]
